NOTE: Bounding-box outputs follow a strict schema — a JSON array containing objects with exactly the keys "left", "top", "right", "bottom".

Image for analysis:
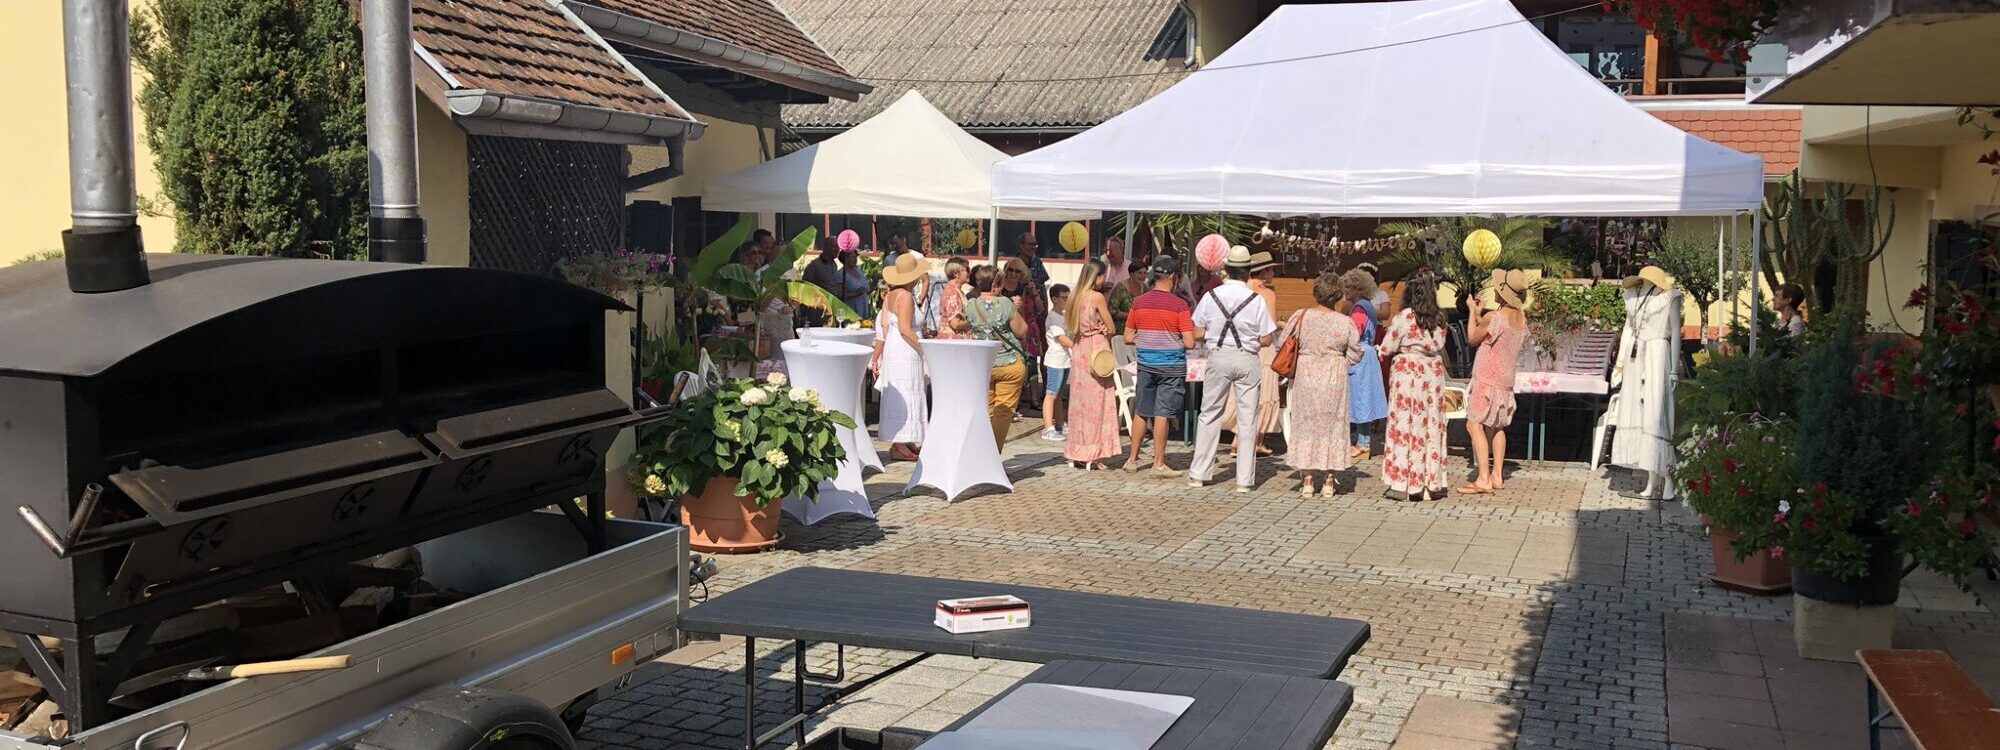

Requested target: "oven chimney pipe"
[
  {"left": 363, "top": 0, "right": 426, "bottom": 263},
  {"left": 60, "top": 0, "right": 149, "bottom": 293}
]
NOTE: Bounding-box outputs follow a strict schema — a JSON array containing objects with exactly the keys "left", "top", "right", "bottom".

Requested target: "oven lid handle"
[{"left": 109, "top": 431, "right": 441, "bottom": 526}]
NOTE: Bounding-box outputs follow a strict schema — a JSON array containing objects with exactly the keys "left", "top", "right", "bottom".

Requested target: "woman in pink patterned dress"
[
  {"left": 1379, "top": 270, "right": 1452, "bottom": 501},
  {"left": 1283, "top": 273, "right": 1367, "bottom": 497},
  {"left": 1462, "top": 269, "right": 1531, "bottom": 495},
  {"left": 1063, "top": 259, "right": 1121, "bottom": 470}
]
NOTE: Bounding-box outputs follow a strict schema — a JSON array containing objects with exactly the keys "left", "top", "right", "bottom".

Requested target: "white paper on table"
[{"left": 922, "top": 684, "right": 1192, "bottom": 750}]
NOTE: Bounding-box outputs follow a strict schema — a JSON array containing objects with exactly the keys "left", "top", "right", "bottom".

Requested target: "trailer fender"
[{"left": 353, "top": 687, "right": 575, "bottom": 750}]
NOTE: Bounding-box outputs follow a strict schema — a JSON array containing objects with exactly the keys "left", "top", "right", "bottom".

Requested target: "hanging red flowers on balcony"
[{"left": 1600, "top": 0, "right": 1806, "bottom": 60}]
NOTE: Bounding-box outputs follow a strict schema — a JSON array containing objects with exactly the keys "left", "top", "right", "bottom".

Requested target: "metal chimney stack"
[
  {"left": 364, "top": 0, "right": 426, "bottom": 263},
  {"left": 60, "top": 0, "right": 149, "bottom": 293}
]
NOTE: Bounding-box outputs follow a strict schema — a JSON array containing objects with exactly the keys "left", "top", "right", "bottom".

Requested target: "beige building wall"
[
  {"left": 2, "top": 0, "right": 175, "bottom": 265},
  {"left": 627, "top": 116, "right": 777, "bottom": 236},
  {"left": 1798, "top": 107, "right": 1955, "bottom": 331},
  {"left": 416, "top": 99, "right": 471, "bottom": 267},
  {"left": 1188, "top": 0, "right": 1259, "bottom": 64},
  {"left": 1937, "top": 140, "right": 2000, "bottom": 225}
]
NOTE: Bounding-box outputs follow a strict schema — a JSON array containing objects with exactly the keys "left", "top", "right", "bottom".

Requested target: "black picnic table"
[
  {"left": 926, "top": 660, "right": 1355, "bottom": 750},
  {"left": 680, "top": 567, "right": 1371, "bottom": 749}
]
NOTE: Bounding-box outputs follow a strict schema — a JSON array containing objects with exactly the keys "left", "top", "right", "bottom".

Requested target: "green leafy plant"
[
  {"left": 1675, "top": 348, "right": 1799, "bottom": 442},
  {"left": 1527, "top": 282, "right": 1625, "bottom": 361},
  {"left": 695, "top": 218, "right": 860, "bottom": 324},
  {"left": 634, "top": 373, "right": 856, "bottom": 505},
  {"left": 1652, "top": 228, "right": 1734, "bottom": 340},
  {"left": 11, "top": 250, "right": 63, "bottom": 266},
  {"left": 133, "top": 0, "right": 367, "bottom": 258},
  {"left": 1378, "top": 216, "right": 1573, "bottom": 307},
  {"left": 556, "top": 247, "right": 672, "bottom": 295}
]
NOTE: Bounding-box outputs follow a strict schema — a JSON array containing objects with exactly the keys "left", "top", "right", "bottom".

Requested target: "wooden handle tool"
[{"left": 182, "top": 655, "right": 352, "bottom": 681}]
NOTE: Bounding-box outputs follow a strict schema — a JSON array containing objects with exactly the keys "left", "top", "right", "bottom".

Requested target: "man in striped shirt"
[{"left": 1122, "top": 256, "right": 1196, "bottom": 475}]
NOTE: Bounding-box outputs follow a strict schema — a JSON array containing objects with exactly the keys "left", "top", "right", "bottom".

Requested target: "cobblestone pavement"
[{"left": 579, "top": 428, "right": 2000, "bottom": 750}]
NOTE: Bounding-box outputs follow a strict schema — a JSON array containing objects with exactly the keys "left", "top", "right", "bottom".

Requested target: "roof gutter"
[
  {"left": 446, "top": 90, "right": 705, "bottom": 143},
  {"left": 560, "top": 0, "right": 872, "bottom": 102}
]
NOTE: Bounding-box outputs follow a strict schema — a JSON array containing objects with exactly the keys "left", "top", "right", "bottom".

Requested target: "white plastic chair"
[{"left": 1113, "top": 366, "right": 1137, "bottom": 433}]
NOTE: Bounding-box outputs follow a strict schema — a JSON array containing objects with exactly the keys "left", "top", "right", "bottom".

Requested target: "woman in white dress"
[{"left": 871, "top": 253, "right": 931, "bottom": 462}]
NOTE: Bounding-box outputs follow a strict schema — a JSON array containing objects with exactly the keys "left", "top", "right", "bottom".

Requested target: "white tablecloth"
[
  {"left": 907, "top": 339, "right": 1013, "bottom": 501},
  {"left": 779, "top": 339, "right": 876, "bottom": 525}
]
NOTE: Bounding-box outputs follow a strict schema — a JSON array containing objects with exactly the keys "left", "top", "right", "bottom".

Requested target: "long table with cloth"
[
  {"left": 680, "top": 567, "right": 1371, "bottom": 749},
  {"left": 1504, "top": 329, "right": 1618, "bottom": 462}
]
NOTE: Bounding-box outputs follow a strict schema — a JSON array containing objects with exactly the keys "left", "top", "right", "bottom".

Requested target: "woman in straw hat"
[
  {"left": 1063, "top": 258, "right": 1122, "bottom": 470},
  {"left": 1460, "top": 269, "right": 1532, "bottom": 494},
  {"left": 871, "top": 253, "right": 932, "bottom": 462}
]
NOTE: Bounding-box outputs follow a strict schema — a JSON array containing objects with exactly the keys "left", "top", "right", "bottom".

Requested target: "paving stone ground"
[{"left": 578, "top": 427, "right": 2000, "bottom": 750}]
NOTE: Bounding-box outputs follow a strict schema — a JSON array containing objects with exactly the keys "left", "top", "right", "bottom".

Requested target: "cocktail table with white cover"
[
  {"left": 778, "top": 339, "right": 876, "bottom": 526},
  {"left": 908, "top": 339, "right": 1012, "bottom": 501},
  {"left": 798, "top": 327, "right": 883, "bottom": 473}
]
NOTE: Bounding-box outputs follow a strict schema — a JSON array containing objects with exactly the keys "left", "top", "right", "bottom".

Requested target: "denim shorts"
[
  {"left": 1134, "top": 369, "right": 1186, "bottom": 419},
  {"left": 1045, "top": 366, "right": 1068, "bottom": 395}
]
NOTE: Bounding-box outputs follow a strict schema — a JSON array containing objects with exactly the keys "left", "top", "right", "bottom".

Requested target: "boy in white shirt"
[{"left": 1041, "top": 284, "right": 1073, "bottom": 441}]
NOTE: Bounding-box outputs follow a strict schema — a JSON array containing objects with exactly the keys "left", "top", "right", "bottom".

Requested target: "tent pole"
[
  {"left": 988, "top": 208, "right": 1000, "bottom": 265},
  {"left": 1728, "top": 214, "right": 1740, "bottom": 332},
  {"left": 1710, "top": 217, "right": 1723, "bottom": 348},
  {"left": 1750, "top": 211, "right": 1763, "bottom": 356},
  {"left": 1123, "top": 212, "right": 1136, "bottom": 262}
]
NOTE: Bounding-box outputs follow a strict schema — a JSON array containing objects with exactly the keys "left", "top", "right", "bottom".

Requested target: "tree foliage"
[
  {"left": 133, "top": 0, "right": 368, "bottom": 258},
  {"left": 1377, "top": 216, "right": 1572, "bottom": 303}
]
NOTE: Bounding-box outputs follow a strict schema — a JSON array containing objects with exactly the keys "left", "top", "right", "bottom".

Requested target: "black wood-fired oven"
[{"left": 0, "top": 253, "right": 656, "bottom": 728}]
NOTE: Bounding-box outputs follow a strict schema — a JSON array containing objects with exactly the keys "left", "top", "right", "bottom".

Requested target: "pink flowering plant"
[{"left": 1600, "top": 0, "right": 1808, "bottom": 61}]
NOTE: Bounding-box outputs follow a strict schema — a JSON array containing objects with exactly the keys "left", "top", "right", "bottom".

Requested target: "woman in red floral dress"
[{"left": 1379, "top": 270, "right": 1452, "bottom": 501}]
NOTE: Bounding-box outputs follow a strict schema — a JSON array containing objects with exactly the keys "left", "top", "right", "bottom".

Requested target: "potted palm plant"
[{"left": 636, "top": 373, "right": 856, "bottom": 553}]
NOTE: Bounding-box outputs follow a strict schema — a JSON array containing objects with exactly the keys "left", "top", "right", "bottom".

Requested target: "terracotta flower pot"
[
  {"left": 1708, "top": 526, "right": 1790, "bottom": 595},
  {"left": 679, "top": 477, "right": 782, "bottom": 554}
]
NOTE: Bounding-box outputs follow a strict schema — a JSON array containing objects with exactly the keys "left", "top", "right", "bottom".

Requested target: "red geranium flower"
[
  {"left": 1770, "top": 546, "right": 1785, "bottom": 560},
  {"left": 1906, "top": 502, "right": 1923, "bottom": 518},
  {"left": 1722, "top": 458, "right": 1740, "bottom": 473},
  {"left": 1907, "top": 285, "right": 1931, "bottom": 308},
  {"left": 1737, "top": 482, "right": 1751, "bottom": 498},
  {"left": 1802, "top": 517, "right": 1815, "bottom": 532},
  {"left": 1961, "top": 518, "right": 1978, "bottom": 535}
]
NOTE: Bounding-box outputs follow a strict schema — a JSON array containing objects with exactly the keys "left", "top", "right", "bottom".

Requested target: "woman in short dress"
[
  {"left": 1283, "top": 272, "right": 1368, "bottom": 497},
  {"left": 1379, "top": 270, "right": 1452, "bottom": 501},
  {"left": 1462, "top": 269, "right": 1531, "bottom": 494},
  {"left": 935, "top": 257, "right": 971, "bottom": 339},
  {"left": 1063, "top": 259, "right": 1121, "bottom": 470},
  {"left": 1343, "top": 269, "right": 1390, "bottom": 460},
  {"left": 870, "top": 253, "right": 931, "bottom": 462}
]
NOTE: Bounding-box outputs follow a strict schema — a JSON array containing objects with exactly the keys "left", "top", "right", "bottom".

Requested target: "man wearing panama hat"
[{"left": 1187, "top": 246, "right": 1278, "bottom": 492}]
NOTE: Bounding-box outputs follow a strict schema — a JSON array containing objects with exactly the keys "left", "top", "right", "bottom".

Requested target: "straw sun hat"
[
  {"left": 1481, "top": 269, "right": 1537, "bottom": 311},
  {"left": 882, "top": 252, "right": 928, "bottom": 288},
  {"left": 1621, "top": 265, "right": 1676, "bottom": 291}
]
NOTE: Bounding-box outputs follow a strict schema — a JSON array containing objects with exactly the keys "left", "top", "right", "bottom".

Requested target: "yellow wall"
[
  {"left": 417, "top": 99, "right": 471, "bottom": 267},
  {"left": 2, "top": 0, "right": 175, "bottom": 265},
  {"left": 1937, "top": 140, "right": 2000, "bottom": 225},
  {"left": 628, "top": 118, "right": 768, "bottom": 202}
]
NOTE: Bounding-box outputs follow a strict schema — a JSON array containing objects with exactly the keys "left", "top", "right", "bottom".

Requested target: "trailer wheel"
[{"left": 355, "top": 687, "right": 576, "bottom": 750}]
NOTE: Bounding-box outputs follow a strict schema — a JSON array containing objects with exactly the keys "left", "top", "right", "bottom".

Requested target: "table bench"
[
  {"left": 681, "top": 567, "right": 1372, "bottom": 749},
  {"left": 1858, "top": 649, "right": 2000, "bottom": 750},
  {"left": 926, "top": 660, "right": 1355, "bottom": 750}
]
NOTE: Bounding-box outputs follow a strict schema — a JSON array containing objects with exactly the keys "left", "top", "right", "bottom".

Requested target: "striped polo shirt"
[{"left": 1128, "top": 289, "right": 1193, "bottom": 375}]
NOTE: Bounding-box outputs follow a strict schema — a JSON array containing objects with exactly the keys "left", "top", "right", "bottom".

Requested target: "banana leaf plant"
[
  {"left": 1377, "top": 216, "right": 1572, "bottom": 308},
  {"left": 691, "top": 218, "right": 860, "bottom": 364}
]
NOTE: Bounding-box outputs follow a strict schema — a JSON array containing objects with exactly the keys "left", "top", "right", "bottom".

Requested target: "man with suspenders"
[{"left": 1188, "top": 246, "right": 1277, "bottom": 492}]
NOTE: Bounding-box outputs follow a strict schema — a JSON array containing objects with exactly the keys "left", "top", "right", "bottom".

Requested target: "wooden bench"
[{"left": 1857, "top": 649, "right": 2000, "bottom": 750}]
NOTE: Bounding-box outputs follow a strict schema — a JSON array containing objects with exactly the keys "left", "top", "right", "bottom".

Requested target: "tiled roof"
[
  {"left": 779, "top": 0, "right": 1193, "bottom": 130},
  {"left": 575, "top": 0, "right": 851, "bottom": 80},
  {"left": 1649, "top": 107, "right": 1802, "bottom": 175},
  {"left": 410, "top": 0, "right": 691, "bottom": 120}
]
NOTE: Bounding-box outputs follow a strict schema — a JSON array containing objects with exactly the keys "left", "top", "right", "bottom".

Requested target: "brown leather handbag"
[{"left": 1271, "top": 310, "right": 1304, "bottom": 379}]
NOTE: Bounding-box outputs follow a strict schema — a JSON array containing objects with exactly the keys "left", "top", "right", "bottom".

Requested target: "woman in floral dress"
[
  {"left": 1284, "top": 272, "right": 1367, "bottom": 497},
  {"left": 1064, "top": 259, "right": 1121, "bottom": 469},
  {"left": 1379, "top": 270, "right": 1452, "bottom": 501}
]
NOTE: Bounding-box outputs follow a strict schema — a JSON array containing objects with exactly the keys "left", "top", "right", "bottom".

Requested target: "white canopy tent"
[
  {"left": 992, "top": 0, "right": 1769, "bottom": 348},
  {"left": 705, "top": 89, "right": 1090, "bottom": 222}
]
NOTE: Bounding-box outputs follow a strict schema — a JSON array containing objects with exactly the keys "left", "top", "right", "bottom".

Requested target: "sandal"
[{"left": 1300, "top": 483, "right": 1316, "bottom": 499}]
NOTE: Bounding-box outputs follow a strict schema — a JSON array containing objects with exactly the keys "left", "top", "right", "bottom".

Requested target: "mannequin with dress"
[{"left": 1609, "top": 266, "right": 1682, "bottom": 500}]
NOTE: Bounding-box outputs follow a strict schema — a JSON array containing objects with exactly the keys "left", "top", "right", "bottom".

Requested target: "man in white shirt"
[{"left": 1187, "top": 247, "right": 1277, "bottom": 492}]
